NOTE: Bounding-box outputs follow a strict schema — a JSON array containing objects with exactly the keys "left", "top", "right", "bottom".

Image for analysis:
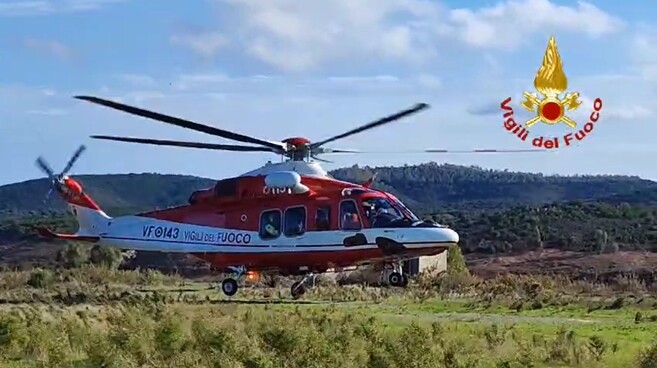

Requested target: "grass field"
[{"left": 0, "top": 266, "right": 655, "bottom": 367}]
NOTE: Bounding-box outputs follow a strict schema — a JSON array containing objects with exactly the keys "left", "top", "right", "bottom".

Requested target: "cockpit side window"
[{"left": 339, "top": 200, "right": 361, "bottom": 230}]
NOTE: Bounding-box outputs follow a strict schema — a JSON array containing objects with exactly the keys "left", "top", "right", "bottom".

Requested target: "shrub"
[
  {"left": 27, "top": 269, "right": 54, "bottom": 288},
  {"left": 89, "top": 245, "right": 124, "bottom": 269},
  {"left": 636, "top": 340, "right": 657, "bottom": 368},
  {"left": 447, "top": 244, "right": 469, "bottom": 276}
]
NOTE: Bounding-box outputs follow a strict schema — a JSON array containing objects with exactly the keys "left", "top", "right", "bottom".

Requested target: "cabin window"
[
  {"left": 284, "top": 206, "right": 306, "bottom": 237},
  {"left": 339, "top": 200, "right": 361, "bottom": 230},
  {"left": 259, "top": 210, "right": 281, "bottom": 239},
  {"left": 213, "top": 178, "right": 238, "bottom": 197},
  {"left": 315, "top": 206, "right": 331, "bottom": 231}
]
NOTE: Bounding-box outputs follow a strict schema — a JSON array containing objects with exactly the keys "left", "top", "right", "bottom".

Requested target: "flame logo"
[
  {"left": 520, "top": 35, "right": 582, "bottom": 128},
  {"left": 534, "top": 36, "right": 568, "bottom": 97}
]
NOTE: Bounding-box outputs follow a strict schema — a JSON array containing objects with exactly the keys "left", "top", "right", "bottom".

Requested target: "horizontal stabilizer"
[{"left": 36, "top": 227, "right": 100, "bottom": 243}]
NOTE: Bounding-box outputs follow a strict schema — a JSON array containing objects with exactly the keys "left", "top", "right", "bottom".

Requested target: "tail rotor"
[{"left": 35, "top": 144, "right": 87, "bottom": 202}]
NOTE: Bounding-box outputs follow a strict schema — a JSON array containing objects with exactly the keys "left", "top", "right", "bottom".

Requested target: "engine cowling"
[
  {"left": 264, "top": 171, "right": 309, "bottom": 194},
  {"left": 63, "top": 177, "right": 83, "bottom": 196}
]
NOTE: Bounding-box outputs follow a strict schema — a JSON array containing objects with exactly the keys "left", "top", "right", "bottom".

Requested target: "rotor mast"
[{"left": 282, "top": 137, "right": 312, "bottom": 162}]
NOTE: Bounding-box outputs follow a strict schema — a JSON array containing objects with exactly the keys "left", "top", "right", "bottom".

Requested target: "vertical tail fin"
[
  {"left": 59, "top": 177, "right": 111, "bottom": 236},
  {"left": 36, "top": 177, "right": 110, "bottom": 241},
  {"left": 34, "top": 145, "right": 112, "bottom": 239}
]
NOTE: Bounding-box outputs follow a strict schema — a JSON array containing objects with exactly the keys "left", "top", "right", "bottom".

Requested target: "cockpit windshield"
[
  {"left": 389, "top": 196, "right": 420, "bottom": 222},
  {"left": 362, "top": 197, "right": 405, "bottom": 228}
]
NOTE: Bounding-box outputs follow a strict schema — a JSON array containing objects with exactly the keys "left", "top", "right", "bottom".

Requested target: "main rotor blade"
[
  {"left": 310, "top": 103, "right": 430, "bottom": 150},
  {"left": 317, "top": 148, "right": 548, "bottom": 154},
  {"left": 313, "top": 148, "right": 361, "bottom": 154},
  {"left": 422, "top": 148, "right": 547, "bottom": 153},
  {"left": 91, "top": 135, "right": 276, "bottom": 152},
  {"left": 35, "top": 157, "right": 55, "bottom": 178},
  {"left": 75, "top": 96, "right": 287, "bottom": 152},
  {"left": 62, "top": 144, "right": 86, "bottom": 175}
]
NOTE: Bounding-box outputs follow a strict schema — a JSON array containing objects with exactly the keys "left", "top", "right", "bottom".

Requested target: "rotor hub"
[
  {"left": 281, "top": 137, "right": 312, "bottom": 161},
  {"left": 282, "top": 137, "right": 311, "bottom": 147}
]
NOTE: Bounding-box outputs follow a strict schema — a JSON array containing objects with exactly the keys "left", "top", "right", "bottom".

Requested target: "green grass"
[
  {"left": 0, "top": 266, "right": 655, "bottom": 367},
  {"left": 0, "top": 301, "right": 654, "bottom": 368}
]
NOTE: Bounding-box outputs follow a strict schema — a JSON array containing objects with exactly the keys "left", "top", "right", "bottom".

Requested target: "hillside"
[
  {"left": 331, "top": 163, "right": 657, "bottom": 212},
  {"left": 0, "top": 173, "right": 216, "bottom": 215},
  {"left": 2, "top": 162, "right": 656, "bottom": 215},
  {"left": 2, "top": 162, "right": 657, "bottom": 277}
]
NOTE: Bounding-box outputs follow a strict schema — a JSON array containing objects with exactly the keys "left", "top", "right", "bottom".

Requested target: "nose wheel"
[
  {"left": 388, "top": 272, "right": 408, "bottom": 287},
  {"left": 382, "top": 261, "right": 409, "bottom": 287}
]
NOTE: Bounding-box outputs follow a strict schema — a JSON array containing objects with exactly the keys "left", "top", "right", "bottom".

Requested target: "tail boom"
[
  {"left": 37, "top": 177, "right": 111, "bottom": 241},
  {"left": 36, "top": 227, "right": 100, "bottom": 243}
]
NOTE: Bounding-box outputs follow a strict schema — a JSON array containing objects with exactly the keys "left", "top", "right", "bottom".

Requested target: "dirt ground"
[
  {"left": 3, "top": 240, "right": 656, "bottom": 282},
  {"left": 466, "top": 249, "right": 657, "bottom": 280}
]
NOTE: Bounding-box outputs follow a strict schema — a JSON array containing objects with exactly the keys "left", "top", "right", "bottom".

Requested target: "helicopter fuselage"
[
  {"left": 44, "top": 160, "right": 458, "bottom": 278},
  {"left": 84, "top": 161, "right": 457, "bottom": 274}
]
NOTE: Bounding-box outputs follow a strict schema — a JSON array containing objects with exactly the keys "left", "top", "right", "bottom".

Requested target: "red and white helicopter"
[{"left": 35, "top": 96, "right": 540, "bottom": 298}]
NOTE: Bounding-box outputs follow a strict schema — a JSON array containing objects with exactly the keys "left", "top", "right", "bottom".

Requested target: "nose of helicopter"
[
  {"left": 438, "top": 227, "right": 459, "bottom": 244},
  {"left": 394, "top": 225, "right": 459, "bottom": 249}
]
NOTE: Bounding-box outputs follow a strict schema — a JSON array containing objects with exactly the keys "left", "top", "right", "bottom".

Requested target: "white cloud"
[
  {"left": 97, "top": 91, "right": 168, "bottom": 105},
  {"left": 631, "top": 25, "right": 657, "bottom": 80},
  {"left": 0, "top": 0, "right": 126, "bottom": 16},
  {"left": 210, "top": 0, "right": 445, "bottom": 71},
  {"left": 605, "top": 105, "right": 653, "bottom": 121},
  {"left": 173, "top": 73, "right": 231, "bottom": 90},
  {"left": 467, "top": 101, "right": 501, "bottom": 116},
  {"left": 577, "top": 95, "right": 654, "bottom": 122},
  {"left": 20, "top": 38, "right": 74, "bottom": 61},
  {"left": 117, "top": 74, "right": 158, "bottom": 87},
  {"left": 449, "top": 0, "right": 624, "bottom": 49},
  {"left": 180, "top": 0, "right": 624, "bottom": 72},
  {"left": 168, "top": 73, "right": 443, "bottom": 96},
  {"left": 27, "top": 108, "right": 67, "bottom": 116},
  {"left": 170, "top": 31, "right": 228, "bottom": 61}
]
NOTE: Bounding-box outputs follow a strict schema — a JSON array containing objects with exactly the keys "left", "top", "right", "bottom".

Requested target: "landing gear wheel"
[
  {"left": 221, "top": 278, "right": 238, "bottom": 296},
  {"left": 291, "top": 280, "right": 306, "bottom": 299},
  {"left": 388, "top": 272, "right": 404, "bottom": 287},
  {"left": 401, "top": 274, "right": 409, "bottom": 287}
]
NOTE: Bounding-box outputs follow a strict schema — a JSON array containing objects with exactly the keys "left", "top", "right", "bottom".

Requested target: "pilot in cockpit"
[{"left": 364, "top": 198, "right": 402, "bottom": 228}]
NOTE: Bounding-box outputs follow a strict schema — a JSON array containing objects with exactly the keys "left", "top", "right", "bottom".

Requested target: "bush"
[
  {"left": 27, "top": 269, "right": 54, "bottom": 288},
  {"left": 56, "top": 243, "right": 88, "bottom": 268},
  {"left": 89, "top": 245, "right": 123, "bottom": 269},
  {"left": 637, "top": 340, "right": 657, "bottom": 368},
  {"left": 447, "top": 244, "right": 469, "bottom": 276}
]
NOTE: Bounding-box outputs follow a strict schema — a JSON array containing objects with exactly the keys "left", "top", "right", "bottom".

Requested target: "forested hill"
[
  {"left": 0, "top": 174, "right": 215, "bottom": 215},
  {"left": 1, "top": 163, "right": 656, "bottom": 214},
  {"left": 330, "top": 163, "right": 657, "bottom": 212},
  {"left": 2, "top": 163, "right": 657, "bottom": 271}
]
